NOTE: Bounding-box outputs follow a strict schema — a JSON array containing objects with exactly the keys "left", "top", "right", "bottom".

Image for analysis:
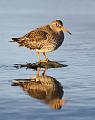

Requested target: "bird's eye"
[
  {"left": 56, "top": 23, "right": 58, "bottom": 26},
  {"left": 56, "top": 23, "right": 59, "bottom": 27},
  {"left": 56, "top": 23, "right": 61, "bottom": 27}
]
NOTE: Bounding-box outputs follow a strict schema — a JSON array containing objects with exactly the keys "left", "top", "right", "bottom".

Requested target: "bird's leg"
[
  {"left": 42, "top": 68, "right": 47, "bottom": 76},
  {"left": 42, "top": 52, "right": 49, "bottom": 62},
  {"left": 36, "top": 67, "right": 41, "bottom": 77},
  {"left": 33, "top": 67, "right": 41, "bottom": 82},
  {"left": 36, "top": 51, "right": 40, "bottom": 62}
]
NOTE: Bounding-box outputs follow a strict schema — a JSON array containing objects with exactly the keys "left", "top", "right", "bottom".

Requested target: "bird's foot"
[{"left": 38, "top": 58, "right": 50, "bottom": 63}]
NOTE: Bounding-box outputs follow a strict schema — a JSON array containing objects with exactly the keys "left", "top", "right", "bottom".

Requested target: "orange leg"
[
  {"left": 36, "top": 51, "right": 40, "bottom": 62},
  {"left": 43, "top": 52, "right": 49, "bottom": 62}
]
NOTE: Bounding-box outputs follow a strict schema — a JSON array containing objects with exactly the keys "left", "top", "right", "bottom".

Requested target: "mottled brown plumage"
[
  {"left": 12, "top": 20, "right": 71, "bottom": 62},
  {"left": 12, "top": 68, "right": 64, "bottom": 109}
]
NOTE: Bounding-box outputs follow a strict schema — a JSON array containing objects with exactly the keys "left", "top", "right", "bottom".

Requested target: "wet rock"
[{"left": 14, "top": 61, "right": 68, "bottom": 69}]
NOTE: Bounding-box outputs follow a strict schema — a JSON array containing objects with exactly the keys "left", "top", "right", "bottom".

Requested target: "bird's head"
[{"left": 50, "top": 20, "right": 72, "bottom": 35}]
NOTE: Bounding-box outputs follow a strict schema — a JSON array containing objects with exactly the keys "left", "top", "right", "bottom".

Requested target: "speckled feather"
[{"left": 12, "top": 21, "right": 64, "bottom": 52}]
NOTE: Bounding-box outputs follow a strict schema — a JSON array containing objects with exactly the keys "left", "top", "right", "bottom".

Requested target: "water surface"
[{"left": 0, "top": 0, "right": 95, "bottom": 120}]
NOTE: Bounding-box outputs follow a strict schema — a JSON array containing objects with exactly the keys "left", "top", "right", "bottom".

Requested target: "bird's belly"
[
  {"left": 36, "top": 39, "right": 63, "bottom": 53},
  {"left": 36, "top": 45, "right": 54, "bottom": 52}
]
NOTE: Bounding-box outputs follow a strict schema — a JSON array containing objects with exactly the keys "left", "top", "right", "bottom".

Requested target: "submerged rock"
[{"left": 14, "top": 60, "right": 68, "bottom": 69}]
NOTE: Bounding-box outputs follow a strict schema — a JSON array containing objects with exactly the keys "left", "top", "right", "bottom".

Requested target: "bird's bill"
[{"left": 61, "top": 26, "right": 72, "bottom": 35}]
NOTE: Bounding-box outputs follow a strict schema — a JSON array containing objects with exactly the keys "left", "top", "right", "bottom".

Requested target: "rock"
[{"left": 14, "top": 60, "right": 68, "bottom": 69}]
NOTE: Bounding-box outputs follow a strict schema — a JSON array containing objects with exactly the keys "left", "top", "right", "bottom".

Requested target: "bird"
[{"left": 11, "top": 20, "right": 71, "bottom": 62}]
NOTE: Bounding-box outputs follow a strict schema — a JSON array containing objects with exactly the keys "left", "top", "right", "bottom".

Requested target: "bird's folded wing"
[{"left": 17, "top": 30, "right": 48, "bottom": 49}]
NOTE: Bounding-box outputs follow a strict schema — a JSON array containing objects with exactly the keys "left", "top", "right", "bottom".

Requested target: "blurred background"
[{"left": 0, "top": 0, "right": 95, "bottom": 120}]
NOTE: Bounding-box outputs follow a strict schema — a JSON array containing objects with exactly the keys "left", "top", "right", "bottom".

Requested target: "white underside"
[
  {"left": 35, "top": 49, "right": 53, "bottom": 52},
  {"left": 35, "top": 45, "right": 56, "bottom": 52}
]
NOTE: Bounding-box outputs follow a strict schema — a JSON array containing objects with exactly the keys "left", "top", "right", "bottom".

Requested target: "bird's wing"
[{"left": 15, "top": 29, "right": 48, "bottom": 49}]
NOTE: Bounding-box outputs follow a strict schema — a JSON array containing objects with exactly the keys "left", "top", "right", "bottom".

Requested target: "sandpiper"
[{"left": 11, "top": 20, "right": 71, "bottom": 62}]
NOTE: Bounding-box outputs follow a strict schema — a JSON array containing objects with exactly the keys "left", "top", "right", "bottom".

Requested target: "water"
[{"left": 0, "top": 0, "right": 95, "bottom": 120}]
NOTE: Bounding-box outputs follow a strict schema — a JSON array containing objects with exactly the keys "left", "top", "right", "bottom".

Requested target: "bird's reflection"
[{"left": 12, "top": 68, "right": 64, "bottom": 110}]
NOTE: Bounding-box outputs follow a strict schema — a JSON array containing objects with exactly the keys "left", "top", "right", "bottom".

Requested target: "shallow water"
[{"left": 0, "top": 0, "right": 95, "bottom": 120}]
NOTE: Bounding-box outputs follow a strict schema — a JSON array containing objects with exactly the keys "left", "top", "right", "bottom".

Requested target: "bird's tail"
[{"left": 9, "top": 38, "right": 19, "bottom": 42}]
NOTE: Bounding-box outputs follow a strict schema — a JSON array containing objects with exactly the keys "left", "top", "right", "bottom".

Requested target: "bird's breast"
[{"left": 55, "top": 31, "right": 64, "bottom": 48}]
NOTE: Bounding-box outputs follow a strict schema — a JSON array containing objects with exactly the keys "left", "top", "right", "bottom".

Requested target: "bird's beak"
[{"left": 61, "top": 26, "right": 72, "bottom": 35}]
